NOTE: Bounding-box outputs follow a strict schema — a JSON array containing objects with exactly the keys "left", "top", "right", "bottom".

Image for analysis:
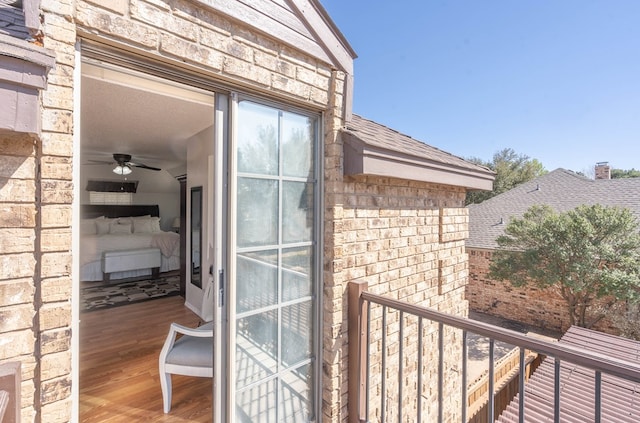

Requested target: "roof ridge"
[{"left": 468, "top": 167, "right": 640, "bottom": 249}]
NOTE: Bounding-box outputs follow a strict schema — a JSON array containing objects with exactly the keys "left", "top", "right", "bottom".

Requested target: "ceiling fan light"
[{"left": 113, "top": 164, "right": 132, "bottom": 175}]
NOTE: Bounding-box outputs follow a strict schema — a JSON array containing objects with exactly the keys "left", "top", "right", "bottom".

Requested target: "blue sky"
[{"left": 320, "top": 0, "right": 640, "bottom": 174}]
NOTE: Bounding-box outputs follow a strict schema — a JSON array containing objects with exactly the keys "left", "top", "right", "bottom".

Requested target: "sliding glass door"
[{"left": 229, "top": 98, "right": 319, "bottom": 422}]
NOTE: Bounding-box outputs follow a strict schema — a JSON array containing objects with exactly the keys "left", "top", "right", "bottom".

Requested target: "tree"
[
  {"left": 611, "top": 168, "right": 640, "bottom": 179},
  {"left": 601, "top": 301, "right": 640, "bottom": 340},
  {"left": 465, "top": 148, "right": 546, "bottom": 205},
  {"left": 488, "top": 204, "right": 640, "bottom": 328}
]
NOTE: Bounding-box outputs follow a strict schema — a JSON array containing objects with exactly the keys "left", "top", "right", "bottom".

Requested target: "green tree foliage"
[
  {"left": 611, "top": 168, "right": 640, "bottom": 179},
  {"left": 488, "top": 204, "right": 640, "bottom": 328},
  {"left": 465, "top": 148, "right": 546, "bottom": 205}
]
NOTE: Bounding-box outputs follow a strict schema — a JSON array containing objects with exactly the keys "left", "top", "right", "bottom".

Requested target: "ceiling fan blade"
[
  {"left": 128, "top": 161, "right": 161, "bottom": 171},
  {"left": 86, "top": 159, "right": 115, "bottom": 165}
]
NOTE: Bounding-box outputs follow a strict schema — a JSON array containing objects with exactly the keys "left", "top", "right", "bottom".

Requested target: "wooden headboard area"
[{"left": 81, "top": 204, "right": 160, "bottom": 219}]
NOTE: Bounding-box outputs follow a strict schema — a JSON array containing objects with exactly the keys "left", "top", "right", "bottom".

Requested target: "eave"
[{"left": 344, "top": 132, "right": 495, "bottom": 190}]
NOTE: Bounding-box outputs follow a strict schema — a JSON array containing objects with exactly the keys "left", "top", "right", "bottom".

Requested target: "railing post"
[{"left": 348, "top": 280, "right": 369, "bottom": 423}]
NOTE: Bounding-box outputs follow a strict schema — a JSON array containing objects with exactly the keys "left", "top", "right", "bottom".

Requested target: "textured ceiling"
[{"left": 80, "top": 62, "right": 215, "bottom": 172}]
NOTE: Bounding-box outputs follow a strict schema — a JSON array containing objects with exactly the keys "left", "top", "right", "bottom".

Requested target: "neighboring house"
[
  {"left": 467, "top": 164, "right": 640, "bottom": 332},
  {"left": 498, "top": 325, "right": 640, "bottom": 422},
  {"left": 0, "top": 1, "right": 494, "bottom": 423}
]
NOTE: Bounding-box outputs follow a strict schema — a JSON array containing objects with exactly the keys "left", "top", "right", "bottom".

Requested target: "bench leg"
[
  {"left": 103, "top": 272, "right": 110, "bottom": 284},
  {"left": 152, "top": 267, "right": 160, "bottom": 279}
]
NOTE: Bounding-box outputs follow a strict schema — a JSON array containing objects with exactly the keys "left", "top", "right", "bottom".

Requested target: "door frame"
[{"left": 74, "top": 42, "right": 325, "bottom": 422}]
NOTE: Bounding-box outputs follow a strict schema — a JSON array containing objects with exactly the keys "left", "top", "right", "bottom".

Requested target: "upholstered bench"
[{"left": 101, "top": 247, "right": 161, "bottom": 283}]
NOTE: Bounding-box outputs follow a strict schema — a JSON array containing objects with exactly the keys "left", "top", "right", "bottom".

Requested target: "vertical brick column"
[
  {"left": 36, "top": 2, "right": 76, "bottom": 421},
  {"left": 0, "top": 133, "right": 38, "bottom": 422},
  {"left": 321, "top": 70, "right": 349, "bottom": 422}
]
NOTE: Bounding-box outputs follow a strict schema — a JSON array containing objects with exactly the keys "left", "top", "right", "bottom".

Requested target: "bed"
[{"left": 80, "top": 205, "right": 180, "bottom": 282}]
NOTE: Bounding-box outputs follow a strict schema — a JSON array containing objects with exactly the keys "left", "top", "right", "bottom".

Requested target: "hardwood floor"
[{"left": 80, "top": 296, "right": 213, "bottom": 422}]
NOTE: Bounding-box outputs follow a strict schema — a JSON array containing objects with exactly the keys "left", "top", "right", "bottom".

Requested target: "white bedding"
[{"left": 80, "top": 231, "right": 180, "bottom": 282}]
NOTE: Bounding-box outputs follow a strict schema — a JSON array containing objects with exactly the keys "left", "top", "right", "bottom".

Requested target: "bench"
[{"left": 101, "top": 247, "right": 161, "bottom": 283}]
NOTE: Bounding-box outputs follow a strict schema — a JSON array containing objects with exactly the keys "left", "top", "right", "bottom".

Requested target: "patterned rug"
[{"left": 81, "top": 274, "right": 180, "bottom": 312}]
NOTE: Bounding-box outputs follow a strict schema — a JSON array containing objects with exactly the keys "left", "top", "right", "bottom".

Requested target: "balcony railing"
[{"left": 348, "top": 280, "right": 640, "bottom": 423}]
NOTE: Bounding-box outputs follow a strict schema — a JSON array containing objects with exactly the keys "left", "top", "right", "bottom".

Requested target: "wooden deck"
[{"left": 80, "top": 296, "right": 213, "bottom": 422}]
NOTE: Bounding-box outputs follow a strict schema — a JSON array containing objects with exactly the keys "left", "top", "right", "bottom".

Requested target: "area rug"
[{"left": 81, "top": 274, "right": 180, "bottom": 312}]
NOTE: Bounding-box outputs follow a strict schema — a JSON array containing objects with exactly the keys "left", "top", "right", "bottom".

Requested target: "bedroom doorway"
[
  {"left": 77, "top": 45, "right": 219, "bottom": 420},
  {"left": 77, "top": 43, "right": 322, "bottom": 422}
]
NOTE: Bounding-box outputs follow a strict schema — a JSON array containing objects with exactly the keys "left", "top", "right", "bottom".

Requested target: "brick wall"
[
  {"left": 0, "top": 133, "right": 39, "bottom": 422},
  {"left": 325, "top": 174, "right": 469, "bottom": 422},
  {"left": 467, "top": 248, "right": 617, "bottom": 334},
  {"left": 39, "top": 3, "right": 76, "bottom": 420},
  {"left": 0, "top": 2, "right": 75, "bottom": 421},
  {"left": 74, "top": 0, "right": 335, "bottom": 107},
  {"left": 467, "top": 248, "right": 567, "bottom": 332}
]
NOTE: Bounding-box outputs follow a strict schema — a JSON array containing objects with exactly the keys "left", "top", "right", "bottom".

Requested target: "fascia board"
[
  {"left": 287, "top": 0, "right": 356, "bottom": 74},
  {"left": 344, "top": 135, "right": 494, "bottom": 190}
]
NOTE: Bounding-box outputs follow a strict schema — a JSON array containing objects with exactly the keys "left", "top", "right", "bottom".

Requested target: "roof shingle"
[
  {"left": 345, "top": 114, "right": 491, "bottom": 173},
  {"left": 0, "top": 0, "right": 29, "bottom": 40},
  {"left": 343, "top": 115, "right": 495, "bottom": 190},
  {"left": 467, "top": 169, "right": 640, "bottom": 249}
]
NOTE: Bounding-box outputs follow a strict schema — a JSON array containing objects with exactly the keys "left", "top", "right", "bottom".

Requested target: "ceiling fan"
[{"left": 89, "top": 153, "right": 162, "bottom": 175}]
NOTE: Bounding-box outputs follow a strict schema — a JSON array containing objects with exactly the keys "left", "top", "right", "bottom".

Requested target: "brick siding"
[
  {"left": 324, "top": 174, "right": 469, "bottom": 421},
  {"left": 467, "top": 248, "right": 618, "bottom": 334}
]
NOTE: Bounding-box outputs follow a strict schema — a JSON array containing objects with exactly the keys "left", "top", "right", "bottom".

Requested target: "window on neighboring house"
[{"left": 89, "top": 191, "right": 133, "bottom": 205}]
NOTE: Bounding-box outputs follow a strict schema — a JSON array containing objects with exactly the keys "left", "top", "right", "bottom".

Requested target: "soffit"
[{"left": 343, "top": 114, "right": 495, "bottom": 190}]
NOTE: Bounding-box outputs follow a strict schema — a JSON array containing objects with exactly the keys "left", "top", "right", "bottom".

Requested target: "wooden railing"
[
  {"left": 348, "top": 280, "right": 640, "bottom": 423},
  {"left": 467, "top": 349, "right": 541, "bottom": 423}
]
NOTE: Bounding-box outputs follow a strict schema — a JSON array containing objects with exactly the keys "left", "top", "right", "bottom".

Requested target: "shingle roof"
[
  {"left": 498, "top": 326, "right": 640, "bottom": 422},
  {"left": 346, "top": 114, "right": 491, "bottom": 173},
  {"left": 467, "top": 169, "right": 640, "bottom": 249},
  {"left": 343, "top": 115, "right": 495, "bottom": 190}
]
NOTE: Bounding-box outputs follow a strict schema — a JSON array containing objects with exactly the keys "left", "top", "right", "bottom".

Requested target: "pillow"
[
  {"left": 149, "top": 217, "right": 162, "bottom": 233},
  {"left": 132, "top": 215, "right": 152, "bottom": 220},
  {"left": 109, "top": 221, "right": 132, "bottom": 234},
  {"left": 80, "top": 219, "right": 97, "bottom": 235},
  {"left": 115, "top": 217, "right": 132, "bottom": 227},
  {"left": 95, "top": 219, "right": 112, "bottom": 235},
  {"left": 133, "top": 218, "right": 154, "bottom": 234}
]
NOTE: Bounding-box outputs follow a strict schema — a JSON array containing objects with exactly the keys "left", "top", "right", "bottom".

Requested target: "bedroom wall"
[
  {"left": 185, "top": 124, "right": 215, "bottom": 318},
  {"left": 79, "top": 164, "right": 180, "bottom": 231}
]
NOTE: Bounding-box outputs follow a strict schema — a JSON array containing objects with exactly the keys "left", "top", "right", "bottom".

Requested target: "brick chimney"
[{"left": 595, "top": 162, "right": 611, "bottom": 180}]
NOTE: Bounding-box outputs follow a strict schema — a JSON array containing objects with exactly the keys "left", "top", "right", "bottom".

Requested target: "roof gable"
[
  {"left": 467, "top": 169, "right": 640, "bottom": 249},
  {"left": 199, "top": 0, "right": 355, "bottom": 73},
  {"left": 197, "top": 0, "right": 355, "bottom": 119},
  {"left": 343, "top": 114, "right": 495, "bottom": 190}
]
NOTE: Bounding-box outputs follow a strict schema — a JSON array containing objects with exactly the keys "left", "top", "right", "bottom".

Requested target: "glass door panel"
[
  {"left": 233, "top": 99, "right": 318, "bottom": 422},
  {"left": 237, "top": 178, "right": 278, "bottom": 247}
]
